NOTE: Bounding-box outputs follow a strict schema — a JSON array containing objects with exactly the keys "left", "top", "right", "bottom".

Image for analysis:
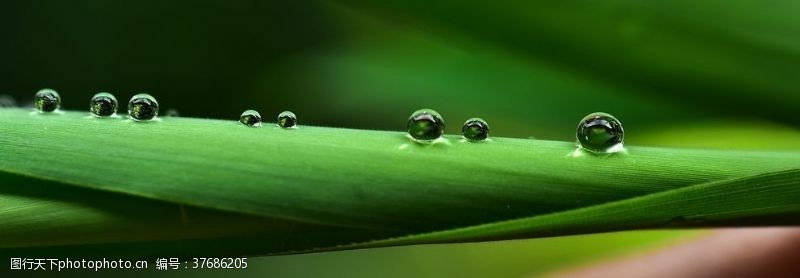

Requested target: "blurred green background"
[{"left": 2, "top": 0, "right": 799, "bottom": 277}]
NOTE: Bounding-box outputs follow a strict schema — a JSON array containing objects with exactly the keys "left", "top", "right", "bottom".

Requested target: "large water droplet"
[
  {"left": 462, "top": 118, "right": 489, "bottom": 141},
  {"left": 576, "top": 112, "right": 624, "bottom": 153},
  {"left": 240, "top": 109, "right": 262, "bottom": 127},
  {"left": 34, "top": 89, "right": 61, "bottom": 112},
  {"left": 90, "top": 92, "right": 118, "bottom": 117},
  {"left": 128, "top": 93, "right": 159, "bottom": 121},
  {"left": 277, "top": 111, "right": 297, "bottom": 128},
  {"left": 407, "top": 109, "right": 444, "bottom": 141}
]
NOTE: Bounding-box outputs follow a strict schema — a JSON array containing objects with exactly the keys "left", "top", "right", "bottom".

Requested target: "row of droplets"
[
  {"left": 239, "top": 110, "right": 297, "bottom": 128},
  {"left": 25, "top": 89, "right": 624, "bottom": 154},
  {"left": 34, "top": 89, "right": 159, "bottom": 121},
  {"left": 403, "top": 109, "right": 624, "bottom": 153},
  {"left": 29, "top": 89, "right": 298, "bottom": 127}
]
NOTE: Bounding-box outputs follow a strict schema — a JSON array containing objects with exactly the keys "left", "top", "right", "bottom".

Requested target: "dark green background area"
[
  {"left": 2, "top": 0, "right": 798, "bottom": 142},
  {"left": 0, "top": 1, "right": 332, "bottom": 121},
  {"left": 2, "top": 1, "right": 799, "bottom": 277}
]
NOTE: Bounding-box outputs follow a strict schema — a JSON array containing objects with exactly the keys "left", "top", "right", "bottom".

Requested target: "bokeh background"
[{"left": 2, "top": 1, "right": 799, "bottom": 277}]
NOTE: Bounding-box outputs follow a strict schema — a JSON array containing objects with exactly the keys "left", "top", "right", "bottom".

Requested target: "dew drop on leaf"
[
  {"left": 277, "top": 111, "right": 297, "bottom": 128},
  {"left": 127, "top": 93, "right": 159, "bottom": 121},
  {"left": 0, "top": 95, "right": 16, "bottom": 108},
  {"left": 165, "top": 108, "right": 180, "bottom": 117},
  {"left": 89, "top": 92, "right": 118, "bottom": 117},
  {"left": 240, "top": 109, "right": 262, "bottom": 127},
  {"left": 407, "top": 109, "right": 445, "bottom": 142},
  {"left": 462, "top": 118, "right": 489, "bottom": 141},
  {"left": 576, "top": 112, "right": 624, "bottom": 153},
  {"left": 34, "top": 88, "right": 61, "bottom": 112}
]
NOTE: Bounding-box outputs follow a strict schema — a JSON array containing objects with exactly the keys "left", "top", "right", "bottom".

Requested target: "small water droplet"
[
  {"left": 462, "top": 118, "right": 489, "bottom": 141},
  {"left": 277, "top": 111, "right": 297, "bottom": 128},
  {"left": 240, "top": 109, "right": 262, "bottom": 127},
  {"left": 165, "top": 108, "right": 180, "bottom": 117},
  {"left": 128, "top": 93, "right": 159, "bottom": 121},
  {"left": 34, "top": 89, "right": 61, "bottom": 112},
  {"left": 89, "top": 92, "right": 118, "bottom": 117},
  {"left": 407, "top": 109, "right": 444, "bottom": 142},
  {"left": 576, "top": 112, "right": 624, "bottom": 153},
  {"left": 0, "top": 95, "right": 17, "bottom": 107}
]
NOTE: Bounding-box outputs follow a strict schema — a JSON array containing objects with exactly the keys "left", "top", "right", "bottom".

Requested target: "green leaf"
[
  {"left": 346, "top": 169, "right": 800, "bottom": 250},
  {"left": 1, "top": 108, "right": 799, "bottom": 258}
]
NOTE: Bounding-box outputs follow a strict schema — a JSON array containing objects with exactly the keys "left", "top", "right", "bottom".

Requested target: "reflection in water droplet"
[
  {"left": 407, "top": 109, "right": 444, "bottom": 142},
  {"left": 240, "top": 109, "right": 262, "bottom": 127},
  {"left": 576, "top": 112, "right": 624, "bottom": 153},
  {"left": 128, "top": 94, "right": 159, "bottom": 121},
  {"left": 90, "top": 92, "right": 118, "bottom": 117},
  {"left": 34, "top": 89, "right": 61, "bottom": 112},
  {"left": 277, "top": 111, "right": 297, "bottom": 128},
  {"left": 461, "top": 118, "right": 489, "bottom": 141}
]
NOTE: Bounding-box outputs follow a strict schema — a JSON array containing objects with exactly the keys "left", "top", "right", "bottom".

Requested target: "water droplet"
[
  {"left": 0, "top": 95, "right": 17, "bottom": 107},
  {"left": 89, "top": 92, "right": 118, "bottom": 117},
  {"left": 407, "top": 109, "right": 444, "bottom": 141},
  {"left": 277, "top": 111, "right": 297, "bottom": 128},
  {"left": 34, "top": 89, "right": 61, "bottom": 112},
  {"left": 462, "top": 118, "right": 489, "bottom": 141},
  {"left": 240, "top": 109, "right": 262, "bottom": 127},
  {"left": 576, "top": 112, "right": 624, "bottom": 153},
  {"left": 165, "top": 108, "right": 180, "bottom": 117},
  {"left": 128, "top": 93, "right": 159, "bottom": 121}
]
